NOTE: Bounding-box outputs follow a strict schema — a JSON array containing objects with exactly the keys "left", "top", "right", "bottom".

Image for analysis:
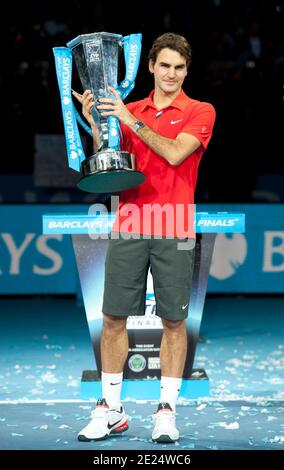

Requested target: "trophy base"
[
  {"left": 77, "top": 150, "right": 146, "bottom": 193},
  {"left": 77, "top": 169, "right": 145, "bottom": 193}
]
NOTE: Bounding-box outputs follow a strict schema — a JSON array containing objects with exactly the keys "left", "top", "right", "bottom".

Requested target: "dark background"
[{"left": 1, "top": 0, "right": 284, "bottom": 204}]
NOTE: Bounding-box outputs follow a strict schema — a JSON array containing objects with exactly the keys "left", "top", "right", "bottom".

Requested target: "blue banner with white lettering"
[
  {"left": 53, "top": 47, "right": 86, "bottom": 171},
  {"left": 108, "top": 33, "right": 142, "bottom": 149},
  {"left": 206, "top": 204, "right": 284, "bottom": 292},
  {"left": 0, "top": 204, "right": 284, "bottom": 293}
]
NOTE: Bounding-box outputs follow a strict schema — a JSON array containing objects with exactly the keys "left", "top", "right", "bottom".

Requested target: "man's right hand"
[
  {"left": 72, "top": 89, "right": 96, "bottom": 128},
  {"left": 72, "top": 89, "right": 101, "bottom": 152}
]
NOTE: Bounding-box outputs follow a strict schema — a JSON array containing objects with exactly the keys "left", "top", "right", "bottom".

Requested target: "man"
[{"left": 73, "top": 32, "right": 215, "bottom": 443}]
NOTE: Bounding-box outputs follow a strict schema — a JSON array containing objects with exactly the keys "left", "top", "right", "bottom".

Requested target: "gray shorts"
[{"left": 102, "top": 233, "right": 195, "bottom": 321}]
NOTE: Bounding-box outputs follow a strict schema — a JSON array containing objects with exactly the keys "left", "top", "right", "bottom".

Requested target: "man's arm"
[
  {"left": 97, "top": 87, "right": 201, "bottom": 166},
  {"left": 125, "top": 120, "right": 201, "bottom": 166}
]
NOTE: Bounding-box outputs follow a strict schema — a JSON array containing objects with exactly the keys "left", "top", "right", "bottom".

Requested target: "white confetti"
[
  {"left": 40, "top": 372, "right": 59, "bottom": 384},
  {"left": 212, "top": 421, "right": 240, "bottom": 430},
  {"left": 269, "top": 436, "right": 284, "bottom": 443},
  {"left": 196, "top": 404, "right": 207, "bottom": 411}
]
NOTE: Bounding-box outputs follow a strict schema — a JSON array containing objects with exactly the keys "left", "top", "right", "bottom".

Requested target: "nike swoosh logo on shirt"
[{"left": 171, "top": 119, "right": 183, "bottom": 125}]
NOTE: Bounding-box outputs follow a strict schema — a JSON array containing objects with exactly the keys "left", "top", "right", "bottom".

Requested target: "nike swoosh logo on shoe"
[{"left": 107, "top": 419, "right": 122, "bottom": 430}]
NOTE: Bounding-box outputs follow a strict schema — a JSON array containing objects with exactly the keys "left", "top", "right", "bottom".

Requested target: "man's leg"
[
  {"left": 101, "top": 313, "right": 128, "bottom": 410},
  {"left": 150, "top": 236, "right": 194, "bottom": 442},
  {"left": 78, "top": 313, "right": 129, "bottom": 441},
  {"left": 100, "top": 313, "right": 129, "bottom": 409},
  {"left": 160, "top": 318, "right": 187, "bottom": 378},
  {"left": 101, "top": 313, "right": 128, "bottom": 373},
  {"left": 159, "top": 319, "right": 186, "bottom": 411},
  {"left": 152, "top": 319, "right": 187, "bottom": 443},
  {"left": 78, "top": 234, "right": 149, "bottom": 442}
]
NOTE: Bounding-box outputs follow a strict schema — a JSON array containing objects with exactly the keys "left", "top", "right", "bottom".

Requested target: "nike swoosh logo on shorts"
[{"left": 182, "top": 304, "right": 188, "bottom": 310}]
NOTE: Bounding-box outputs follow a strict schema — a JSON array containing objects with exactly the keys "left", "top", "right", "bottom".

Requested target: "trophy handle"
[
  {"left": 117, "top": 34, "right": 142, "bottom": 100},
  {"left": 53, "top": 47, "right": 86, "bottom": 172},
  {"left": 107, "top": 34, "right": 142, "bottom": 151},
  {"left": 73, "top": 106, "right": 93, "bottom": 137}
]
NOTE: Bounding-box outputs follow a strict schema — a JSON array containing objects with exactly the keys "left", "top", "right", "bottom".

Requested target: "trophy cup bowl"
[{"left": 67, "top": 32, "right": 145, "bottom": 193}]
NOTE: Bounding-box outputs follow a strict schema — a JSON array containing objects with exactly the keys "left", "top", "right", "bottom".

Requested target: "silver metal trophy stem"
[{"left": 100, "top": 117, "right": 109, "bottom": 150}]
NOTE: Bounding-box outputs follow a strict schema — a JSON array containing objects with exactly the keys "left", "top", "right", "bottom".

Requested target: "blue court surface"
[{"left": 0, "top": 295, "right": 284, "bottom": 451}]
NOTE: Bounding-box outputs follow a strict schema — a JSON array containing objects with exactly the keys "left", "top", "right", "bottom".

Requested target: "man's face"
[{"left": 149, "top": 48, "right": 188, "bottom": 94}]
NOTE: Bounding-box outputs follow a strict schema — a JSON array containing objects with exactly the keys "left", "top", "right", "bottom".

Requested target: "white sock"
[
  {"left": 101, "top": 371, "right": 123, "bottom": 410},
  {"left": 160, "top": 376, "right": 182, "bottom": 411}
]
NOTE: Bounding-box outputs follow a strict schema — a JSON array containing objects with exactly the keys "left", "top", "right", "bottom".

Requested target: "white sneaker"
[
  {"left": 78, "top": 398, "right": 128, "bottom": 441},
  {"left": 152, "top": 402, "right": 179, "bottom": 443}
]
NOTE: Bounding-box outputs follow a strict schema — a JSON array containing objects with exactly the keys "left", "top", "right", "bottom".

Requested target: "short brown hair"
[{"left": 148, "top": 33, "right": 192, "bottom": 68}]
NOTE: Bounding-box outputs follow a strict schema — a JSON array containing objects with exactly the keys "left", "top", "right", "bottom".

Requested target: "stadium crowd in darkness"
[{"left": 2, "top": 0, "right": 284, "bottom": 202}]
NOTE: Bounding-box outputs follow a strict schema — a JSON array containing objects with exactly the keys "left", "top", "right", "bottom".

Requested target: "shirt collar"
[{"left": 140, "top": 89, "right": 188, "bottom": 112}]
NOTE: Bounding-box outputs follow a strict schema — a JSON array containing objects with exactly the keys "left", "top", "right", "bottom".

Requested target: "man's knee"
[
  {"left": 162, "top": 318, "right": 185, "bottom": 332},
  {"left": 103, "top": 313, "right": 127, "bottom": 332}
]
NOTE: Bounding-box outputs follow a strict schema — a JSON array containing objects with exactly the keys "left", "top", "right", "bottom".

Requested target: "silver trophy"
[{"left": 65, "top": 32, "right": 145, "bottom": 193}]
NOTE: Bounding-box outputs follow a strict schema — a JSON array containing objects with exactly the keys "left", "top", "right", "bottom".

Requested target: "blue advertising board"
[{"left": 0, "top": 204, "right": 283, "bottom": 293}]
